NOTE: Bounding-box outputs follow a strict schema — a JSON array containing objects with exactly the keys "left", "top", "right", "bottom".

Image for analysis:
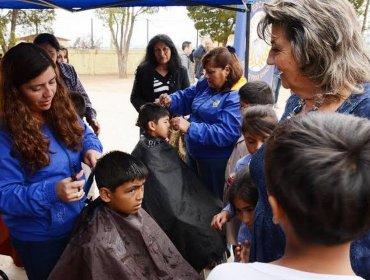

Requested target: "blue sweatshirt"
[
  {"left": 0, "top": 122, "right": 103, "bottom": 241},
  {"left": 170, "top": 78, "right": 244, "bottom": 159}
]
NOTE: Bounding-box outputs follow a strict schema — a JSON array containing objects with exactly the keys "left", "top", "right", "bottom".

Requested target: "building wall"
[{"left": 69, "top": 49, "right": 145, "bottom": 75}]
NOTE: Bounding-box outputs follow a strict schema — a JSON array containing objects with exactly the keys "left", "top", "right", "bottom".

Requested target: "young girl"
[
  {"left": 227, "top": 168, "right": 258, "bottom": 262},
  {"left": 211, "top": 105, "right": 278, "bottom": 262}
]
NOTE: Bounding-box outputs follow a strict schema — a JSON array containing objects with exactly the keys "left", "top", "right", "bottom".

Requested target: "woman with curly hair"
[
  {"left": 130, "top": 34, "right": 190, "bottom": 112},
  {"left": 0, "top": 43, "right": 103, "bottom": 280}
]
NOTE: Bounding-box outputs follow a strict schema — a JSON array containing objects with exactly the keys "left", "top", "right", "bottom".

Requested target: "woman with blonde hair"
[
  {"left": 246, "top": 0, "right": 370, "bottom": 278},
  {"left": 0, "top": 43, "right": 102, "bottom": 280}
]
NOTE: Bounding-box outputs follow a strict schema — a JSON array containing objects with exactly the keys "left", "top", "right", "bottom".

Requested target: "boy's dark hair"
[
  {"left": 265, "top": 112, "right": 370, "bottom": 245},
  {"left": 70, "top": 92, "right": 86, "bottom": 119},
  {"left": 239, "top": 81, "right": 274, "bottom": 105},
  {"left": 33, "top": 33, "right": 61, "bottom": 51},
  {"left": 241, "top": 104, "right": 278, "bottom": 137},
  {"left": 136, "top": 103, "right": 170, "bottom": 130},
  {"left": 182, "top": 41, "right": 191, "bottom": 51},
  {"left": 95, "top": 151, "right": 149, "bottom": 192},
  {"left": 228, "top": 168, "right": 258, "bottom": 208}
]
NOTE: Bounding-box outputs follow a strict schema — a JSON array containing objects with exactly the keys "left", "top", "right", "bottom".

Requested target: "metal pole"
[
  {"left": 146, "top": 18, "right": 149, "bottom": 44},
  {"left": 244, "top": 3, "right": 252, "bottom": 79},
  {"left": 91, "top": 18, "right": 94, "bottom": 48}
]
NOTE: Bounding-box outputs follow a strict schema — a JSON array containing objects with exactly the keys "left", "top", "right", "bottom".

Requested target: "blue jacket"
[
  {"left": 250, "top": 83, "right": 370, "bottom": 279},
  {"left": 170, "top": 78, "right": 243, "bottom": 159},
  {"left": 0, "top": 122, "right": 103, "bottom": 241}
]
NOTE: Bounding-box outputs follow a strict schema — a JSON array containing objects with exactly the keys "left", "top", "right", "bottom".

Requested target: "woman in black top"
[{"left": 130, "top": 34, "right": 190, "bottom": 112}]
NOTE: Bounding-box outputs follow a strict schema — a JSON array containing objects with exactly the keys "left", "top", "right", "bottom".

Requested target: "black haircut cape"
[
  {"left": 131, "top": 135, "right": 226, "bottom": 271},
  {"left": 48, "top": 198, "right": 200, "bottom": 280}
]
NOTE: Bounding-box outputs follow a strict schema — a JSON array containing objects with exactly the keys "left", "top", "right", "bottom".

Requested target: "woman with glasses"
[
  {"left": 159, "top": 47, "right": 246, "bottom": 200},
  {"left": 130, "top": 34, "right": 190, "bottom": 112}
]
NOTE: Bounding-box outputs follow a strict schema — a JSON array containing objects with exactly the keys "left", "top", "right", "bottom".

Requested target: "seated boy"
[
  {"left": 208, "top": 112, "right": 370, "bottom": 279},
  {"left": 132, "top": 103, "right": 226, "bottom": 271},
  {"left": 49, "top": 151, "right": 201, "bottom": 280}
]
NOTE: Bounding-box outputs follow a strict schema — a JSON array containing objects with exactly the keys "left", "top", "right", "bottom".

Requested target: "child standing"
[
  {"left": 224, "top": 81, "right": 274, "bottom": 246},
  {"left": 209, "top": 113, "right": 370, "bottom": 279},
  {"left": 49, "top": 151, "right": 201, "bottom": 280},
  {"left": 132, "top": 103, "right": 226, "bottom": 272},
  {"left": 226, "top": 168, "right": 258, "bottom": 263},
  {"left": 212, "top": 105, "right": 278, "bottom": 261}
]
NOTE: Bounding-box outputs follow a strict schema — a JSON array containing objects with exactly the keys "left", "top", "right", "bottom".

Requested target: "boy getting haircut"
[
  {"left": 239, "top": 81, "right": 274, "bottom": 106},
  {"left": 49, "top": 151, "right": 201, "bottom": 280},
  {"left": 209, "top": 112, "right": 370, "bottom": 279},
  {"left": 136, "top": 102, "right": 170, "bottom": 131},
  {"left": 95, "top": 150, "right": 148, "bottom": 192}
]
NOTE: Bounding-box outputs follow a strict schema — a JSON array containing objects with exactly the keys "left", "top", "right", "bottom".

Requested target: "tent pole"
[{"left": 244, "top": 3, "right": 251, "bottom": 79}]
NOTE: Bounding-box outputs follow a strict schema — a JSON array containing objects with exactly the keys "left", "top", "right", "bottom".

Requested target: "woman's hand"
[
  {"left": 56, "top": 170, "right": 85, "bottom": 202},
  {"left": 211, "top": 210, "right": 230, "bottom": 231},
  {"left": 170, "top": 117, "right": 190, "bottom": 134},
  {"left": 159, "top": 94, "right": 172, "bottom": 107},
  {"left": 83, "top": 149, "right": 102, "bottom": 168},
  {"left": 234, "top": 240, "right": 250, "bottom": 263}
]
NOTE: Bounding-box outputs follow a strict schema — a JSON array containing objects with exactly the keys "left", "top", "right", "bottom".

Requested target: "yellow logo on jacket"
[{"left": 212, "top": 100, "right": 220, "bottom": 107}]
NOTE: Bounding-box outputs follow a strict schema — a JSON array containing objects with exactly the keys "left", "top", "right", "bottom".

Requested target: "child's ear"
[
  {"left": 268, "top": 195, "right": 285, "bottom": 224},
  {"left": 147, "top": 121, "right": 156, "bottom": 132},
  {"left": 99, "top": 187, "right": 112, "bottom": 203}
]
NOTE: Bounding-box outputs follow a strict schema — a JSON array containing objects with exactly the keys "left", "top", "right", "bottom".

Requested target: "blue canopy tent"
[
  {"left": 0, "top": 0, "right": 245, "bottom": 12},
  {"left": 0, "top": 0, "right": 253, "bottom": 75}
]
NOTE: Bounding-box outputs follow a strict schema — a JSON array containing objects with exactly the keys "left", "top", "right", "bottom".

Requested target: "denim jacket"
[{"left": 250, "top": 83, "right": 370, "bottom": 279}]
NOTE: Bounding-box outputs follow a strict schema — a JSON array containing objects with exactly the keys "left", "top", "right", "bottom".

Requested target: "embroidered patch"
[{"left": 212, "top": 100, "right": 220, "bottom": 107}]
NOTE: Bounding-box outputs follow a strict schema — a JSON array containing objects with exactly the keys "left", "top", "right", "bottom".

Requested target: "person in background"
[
  {"left": 159, "top": 46, "right": 246, "bottom": 201},
  {"left": 49, "top": 151, "right": 201, "bottom": 280},
  {"left": 180, "top": 41, "right": 195, "bottom": 84},
  {"left": 208, "top": 112, "right": 370, "bottom": 279},
  {"left": 33, "top": 33, "right": 101, "bottom": 136},
  {"left": 193, "top": 37, "right": 213, "bottom": 80},
  {"left": 249, "top": 0, "right": 370, "bottom": 277},
  {"left": 212, "top": 105, "right": 278, "bottom": 262},
  {"left": 57, "top": 47, "right": 69, "bottom": 64},
  {"left": 223, "top": 81, "right": 275, "bottom": 247},
  {"left": 226, "top": 168, "right": 258, "bottom": 263},
  {"left": 130, "top": 34, "right": 190, "bottom": 112},
  {"left": 0, "top": 43, "right": 102, "bottom": 280}
]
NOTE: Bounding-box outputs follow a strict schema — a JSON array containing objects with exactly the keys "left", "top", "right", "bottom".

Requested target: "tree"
[
  {"left": 187, "top": 6, "right": 236, "bottom": 46},
  {"left": 348, "top": 0, "right": 369, "bottom": 32},
  {"left": 96, "top": 7, "right": 158, "bottom": 79},
  {"left": 73, "top": 35, "right": 102, "bottom": 49},
  {"left": 17, "top": 9, "right": 55, "bottom": 35},
  {"left": 0, "top": 9, "right": 19, "bottom": 53},
  {"left": 0, "top": 9, "right": 55, "bottom": 54}
]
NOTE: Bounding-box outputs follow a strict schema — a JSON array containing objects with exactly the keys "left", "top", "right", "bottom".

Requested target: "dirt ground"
[{"left": 0, "top": 75, "right": 290, "bottom": 280}]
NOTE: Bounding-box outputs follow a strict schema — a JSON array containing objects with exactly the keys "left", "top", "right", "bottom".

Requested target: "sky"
[{"left": 52, "top": 7, "right": 199, "bottom": 49}]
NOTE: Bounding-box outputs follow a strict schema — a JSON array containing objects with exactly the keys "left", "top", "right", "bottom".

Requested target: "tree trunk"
[
  {"left": 9, "top": 9, "right": 18, "bottom": 50},
  {"left": 362, "top": 0, "right": 370, "bottom": 33}
]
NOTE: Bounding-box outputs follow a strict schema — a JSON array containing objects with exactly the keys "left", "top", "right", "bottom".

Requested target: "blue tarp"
[{"left": 0, "top": 0, "right": 244, "bottom": 11}]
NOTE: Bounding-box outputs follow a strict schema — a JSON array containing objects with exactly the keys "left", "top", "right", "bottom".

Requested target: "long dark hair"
[
  {"left": 141, "top": 34, "right": 182, "bottom": 73},
  {"left": 0, "top": 43, "right": 83, "bottom": 174}
]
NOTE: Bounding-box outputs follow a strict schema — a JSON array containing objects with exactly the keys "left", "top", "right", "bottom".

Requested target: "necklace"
[{"left": 287, "top": 98, "right": 321, "bottom": 119}]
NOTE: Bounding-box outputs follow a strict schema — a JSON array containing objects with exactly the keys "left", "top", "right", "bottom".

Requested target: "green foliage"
[
  {"left": 187, "top": 6, "right": 236, "bottom": 46},
  {"left": 18, "top": 9, "right": 55, "bottom": 34},
  {"left": 349, "top": 0, "right": 365, "bottom": 12}
]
